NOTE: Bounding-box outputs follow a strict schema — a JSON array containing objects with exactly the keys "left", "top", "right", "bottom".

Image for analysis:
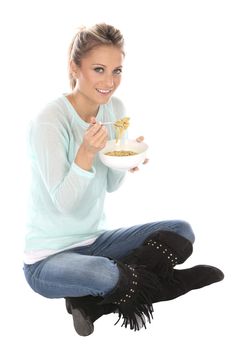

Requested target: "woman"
[{"left": 23, "top": 23, "right": 224, "bottom": 336}]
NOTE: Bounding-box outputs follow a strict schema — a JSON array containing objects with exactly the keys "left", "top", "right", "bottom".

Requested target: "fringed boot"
[
  {"left": 120, "top": 230, "right": 224, "bottom": 302},
  {"left": 65, "top": 258, "right": 161, "bottom": 335}
]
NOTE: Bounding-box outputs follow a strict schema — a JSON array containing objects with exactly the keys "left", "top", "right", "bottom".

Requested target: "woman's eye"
[
  {"left": 113, "top": 68, "right": 122, "bottom": 75},
  {"left": 94, "top": 67, "right": 104, "bottom": 73}
]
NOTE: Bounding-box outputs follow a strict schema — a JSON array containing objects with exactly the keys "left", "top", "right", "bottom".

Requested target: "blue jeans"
[{"left": 23, "top": 220, "right": 195, "bottom": 299}]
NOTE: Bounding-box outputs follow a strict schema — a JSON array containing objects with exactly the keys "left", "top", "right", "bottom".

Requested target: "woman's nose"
[{"left": 103, "top": 74, "right": 114, "bottom": 88}]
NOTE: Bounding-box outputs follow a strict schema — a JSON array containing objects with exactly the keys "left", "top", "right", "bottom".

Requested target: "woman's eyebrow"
[
  {"left": 92, "top": 64, "right": 123, "bottom": 69},
  {"left": 92, "top": 64, "right": 106, "bottom": 67}
]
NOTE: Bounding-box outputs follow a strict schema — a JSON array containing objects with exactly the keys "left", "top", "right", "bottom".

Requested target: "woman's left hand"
[{"left": 129, "top": 136, "right": 149, "bottom": 173}]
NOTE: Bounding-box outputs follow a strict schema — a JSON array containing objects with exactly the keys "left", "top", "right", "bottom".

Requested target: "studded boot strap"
[
  {"left": 112, "top": 264, "right": 139, "bottom": 306},
  {"left": 146, "top": 239, "right": 179, "bottom": 267}
]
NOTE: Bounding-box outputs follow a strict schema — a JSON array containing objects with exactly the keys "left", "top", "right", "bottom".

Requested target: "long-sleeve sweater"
[{"left": 24, "top": 94, "right": 127, "bottom": 264}]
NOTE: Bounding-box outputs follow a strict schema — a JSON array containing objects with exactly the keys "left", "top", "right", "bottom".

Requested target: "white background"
[{"left": 0, "top": 0, "right": 232, "bottom": 349}]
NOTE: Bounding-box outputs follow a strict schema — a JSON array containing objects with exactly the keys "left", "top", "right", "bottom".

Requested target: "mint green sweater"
[{"left": 24, "top": 95, "right": 126, "bottom": 263}]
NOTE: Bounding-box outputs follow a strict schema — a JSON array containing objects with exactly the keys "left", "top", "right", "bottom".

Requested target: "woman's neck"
[{"left": 67, "top": 91, "right": 99, "bottom": 123}]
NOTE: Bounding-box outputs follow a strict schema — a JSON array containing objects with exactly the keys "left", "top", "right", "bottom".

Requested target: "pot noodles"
[{"left": 105, "top": 150, "right": 138, "bottom": 156}]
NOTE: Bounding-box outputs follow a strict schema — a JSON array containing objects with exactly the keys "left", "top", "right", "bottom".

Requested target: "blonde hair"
[{"left": 68, "top": 23, "right": 125, "bottom": 89}]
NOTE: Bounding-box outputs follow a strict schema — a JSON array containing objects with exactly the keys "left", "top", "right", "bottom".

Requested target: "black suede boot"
[
  {"left": 66, "top": 259, "right": 161, "bottom": 334},
  {"left": 65, "top": 295, "right": 117, "bottom": 336},
  {"left": 151, "top": 264, "right": 224, "bottom": 303},
  {"left": 120, "top": 230, "right": 224, "bottom": 303},
  {"left": 121, "top": 230, "right": 193, "bottom": 277}
]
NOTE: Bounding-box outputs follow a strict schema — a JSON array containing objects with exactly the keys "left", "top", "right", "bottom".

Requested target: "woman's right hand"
[
  {"left": 82, "top": 117, "right": 108, "bottom": 155},
  {"left": 74, "top": 117, "right": 108, "bottom": 171}
]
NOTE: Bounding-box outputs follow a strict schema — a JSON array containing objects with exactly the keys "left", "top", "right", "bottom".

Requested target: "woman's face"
[{"left": 73, "top": 45, "right": 124, "bottom": 105}]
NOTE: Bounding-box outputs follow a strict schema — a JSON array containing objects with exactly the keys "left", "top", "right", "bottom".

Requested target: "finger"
[
  {"left": 87, "top": 117, "right": 97, "bottom": 129},
  {"left": 129, "top": 167, "right": 139, "bottom": 173},
  {"left": 136, "top": 136, "right": 144, "bottom": 142},
  {"left": 90, "top": 128, "right": 108, "bottom": 149},
  {"left": 143, "top": 158, "right": 149, "bottom": 164},
  {"left": 88, "top": 122, "right": 103, "bottom": 136},
  {"left": 90, "top": 116, "right": 96, "bottom": 124},
  {"left": 93, "top": 126, "right": 108, "bottom": 143},
  {"left": 96, "top": 133, "right": 108, "bottom": 149}
]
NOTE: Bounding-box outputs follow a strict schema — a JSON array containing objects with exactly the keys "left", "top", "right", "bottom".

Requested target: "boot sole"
[{"left": 72, "top": 308, "right": 94, "bottom": 336}]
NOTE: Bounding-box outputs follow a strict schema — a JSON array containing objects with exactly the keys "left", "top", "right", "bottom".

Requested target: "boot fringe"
[
  {"left": 100, "top": 261, "right": 161, "bottom": 331},
  {"left": 114, "top": 303, "right": 154, "bottom": 331}
]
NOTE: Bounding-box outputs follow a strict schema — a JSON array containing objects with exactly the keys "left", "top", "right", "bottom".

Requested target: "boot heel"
[
  {"left": 72, "top": 308, "right": 94, "bottom": 336},
  {"left": 65, "top": 295, "right": 117, "bottom": 336}
]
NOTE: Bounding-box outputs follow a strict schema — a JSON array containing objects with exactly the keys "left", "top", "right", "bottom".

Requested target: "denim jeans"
[{"left": 23, "top": 220, "right": 195, "bottom": 299}]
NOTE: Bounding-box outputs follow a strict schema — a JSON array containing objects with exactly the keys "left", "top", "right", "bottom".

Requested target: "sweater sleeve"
[
  {"left": 107, "top": 169, "right": 127, "bottom": 192},
  {"left": 30, "top": 121, "right": 95, "bottom": 214}
]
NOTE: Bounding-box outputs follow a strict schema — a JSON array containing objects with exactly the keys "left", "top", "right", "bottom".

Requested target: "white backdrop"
[{"left": 0, "top": 0, "right": 232, "bottom": 349}]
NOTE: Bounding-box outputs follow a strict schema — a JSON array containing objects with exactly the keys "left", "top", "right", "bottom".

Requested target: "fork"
[{"left": 100, "top": 121, "right": 116, "bottom": 125}]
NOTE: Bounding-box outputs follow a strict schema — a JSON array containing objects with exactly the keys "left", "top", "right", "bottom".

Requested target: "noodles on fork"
[
  {"left": 104, "top": 117, "right": 138, "bottom": 157},
  {"left": 114, "top": 117, "right": 130, "bottom": 143}
]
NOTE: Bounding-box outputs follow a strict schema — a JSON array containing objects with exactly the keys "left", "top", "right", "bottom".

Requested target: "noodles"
[
  {"left": 105, "top": 117, "right": 138, "bottom": 157},
  {"left": 105, "top": 150, "right": 138, "bottom": 156},
  {"left": 114, "top": 117, "right": 130, "bottom": 143},
  {"left": 104, "top": 117, "right": 136, "bottom": 157}
]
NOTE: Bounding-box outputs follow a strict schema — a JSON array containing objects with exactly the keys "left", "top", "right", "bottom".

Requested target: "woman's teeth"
[{"left": 96, "top": 88, "right": 112, "bottom": 94}]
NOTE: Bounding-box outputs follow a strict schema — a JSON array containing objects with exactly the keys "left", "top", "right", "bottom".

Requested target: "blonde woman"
[{"left": 23, "top": 23, "right": 223, "bottom": 336}]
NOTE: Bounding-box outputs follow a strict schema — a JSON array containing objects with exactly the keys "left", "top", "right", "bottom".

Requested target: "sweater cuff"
[
  {"left": 71, "top": 161, "right": 96, "bottom": 178},
  {"left": 109, "top": 168, "right": 127, "bottom": 176}
]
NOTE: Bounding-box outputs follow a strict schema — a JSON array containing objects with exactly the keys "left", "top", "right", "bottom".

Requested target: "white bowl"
[{"left": 99, "top": 139, "right": 148, "bottom": 171}]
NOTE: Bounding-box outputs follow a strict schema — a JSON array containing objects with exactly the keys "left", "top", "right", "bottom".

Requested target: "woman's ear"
[{"left": 70, "top": 60, "right": 80, "bottom": 79}]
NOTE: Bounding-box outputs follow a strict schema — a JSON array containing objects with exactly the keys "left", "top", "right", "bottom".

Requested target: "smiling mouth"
[{"left": 96, "top": 88, "right": 113, "bottom": 95}]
